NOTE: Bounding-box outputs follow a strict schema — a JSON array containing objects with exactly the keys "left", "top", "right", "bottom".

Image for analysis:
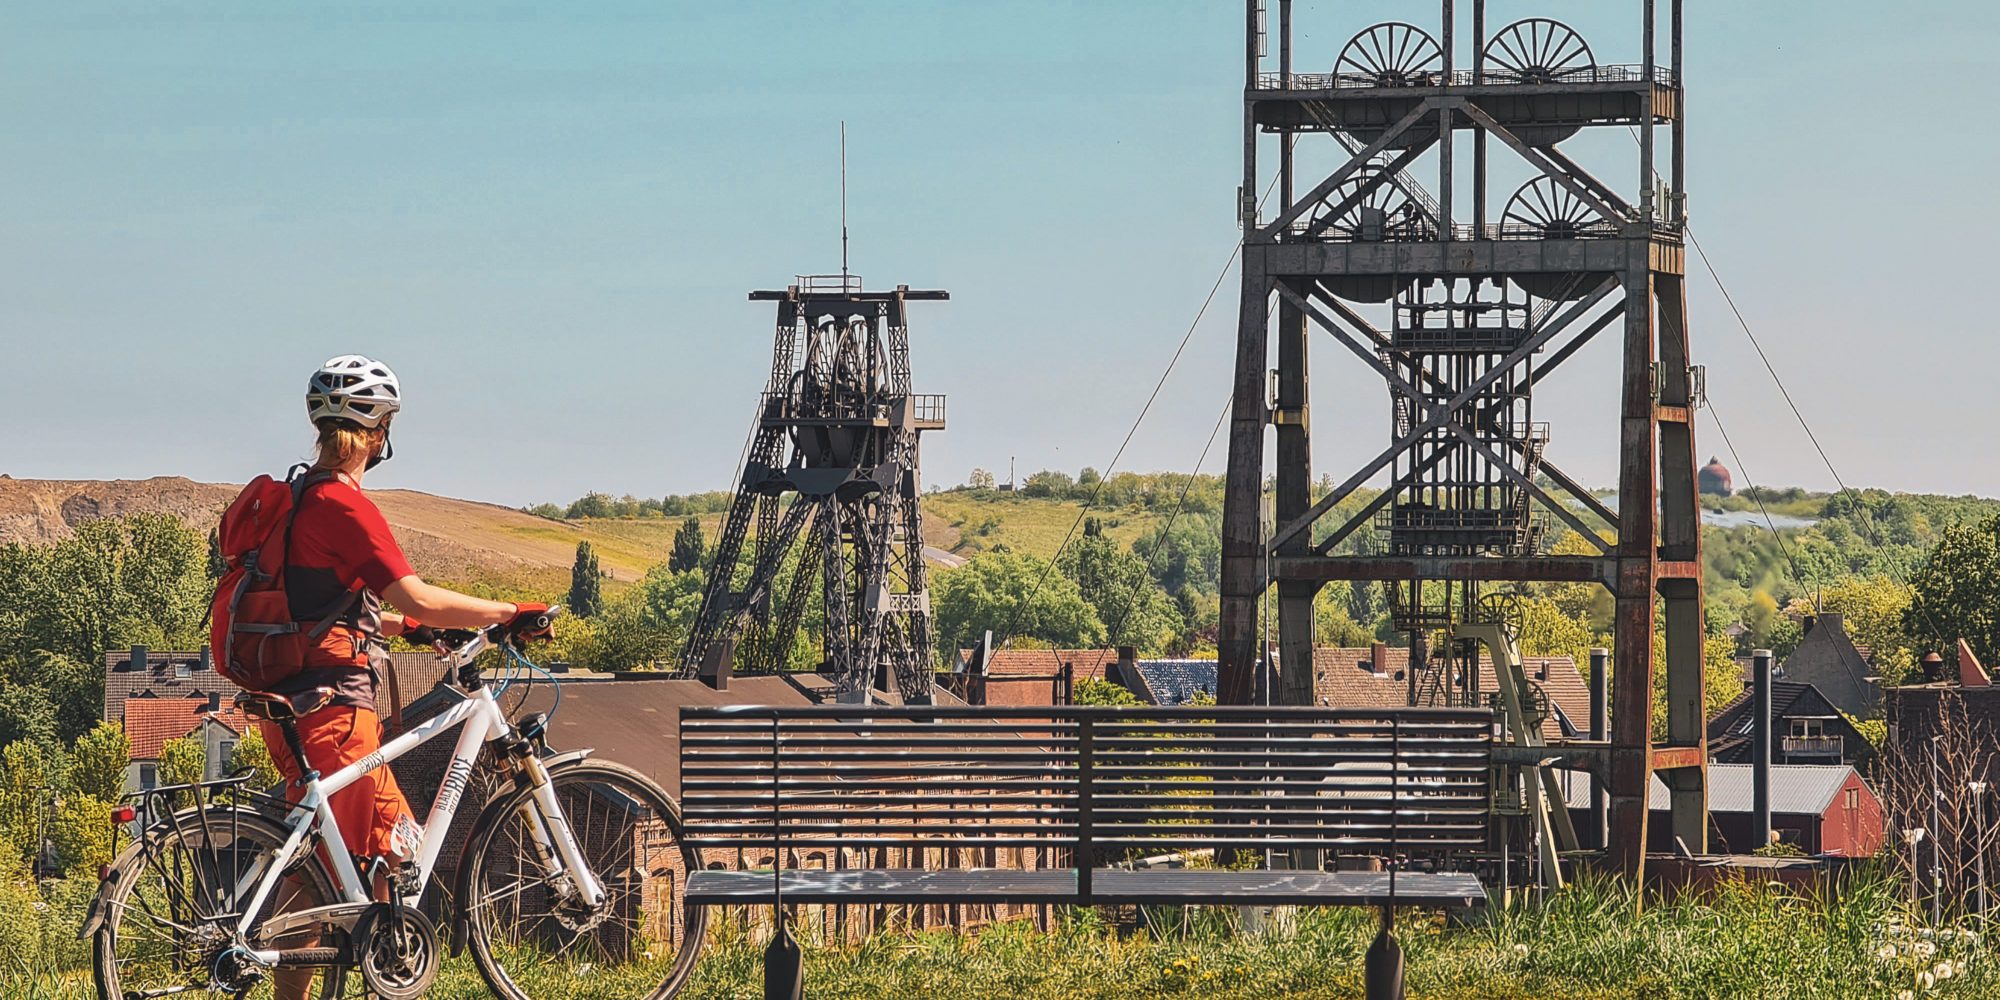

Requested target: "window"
[
  {"left": 1845, "top": 788, "right": 1861, "bottom": 811},
  {"left": 1790, "top": 719, "right": 1825, "bottom": 738},
  {"left": 139, "top": 763, "right": 156, "bottom": 789}
]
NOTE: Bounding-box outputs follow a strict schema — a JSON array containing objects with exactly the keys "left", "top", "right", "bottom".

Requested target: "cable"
[
  {"left": 1703, "top": 399, "right": 1817, "bottom": 611},
  {"left": 1103, "top": 394, "right": 1233, "bottom": 650},
  {"left": 993, "top": 171, "right": 1282, "bottom": 654}
]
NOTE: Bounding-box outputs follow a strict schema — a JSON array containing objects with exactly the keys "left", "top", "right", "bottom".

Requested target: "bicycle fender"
[{"left": 445, "top": 748, "right": 594, "bottom": 955}]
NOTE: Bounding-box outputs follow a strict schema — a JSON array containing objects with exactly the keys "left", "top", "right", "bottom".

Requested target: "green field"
[{"left": 14, "top": 874, "right": 1991, "bottom": 999}]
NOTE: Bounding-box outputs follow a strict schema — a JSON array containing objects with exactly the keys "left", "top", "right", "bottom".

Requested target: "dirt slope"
[{"left": 0, "top": 475, "right": 669, "bottom": 587}]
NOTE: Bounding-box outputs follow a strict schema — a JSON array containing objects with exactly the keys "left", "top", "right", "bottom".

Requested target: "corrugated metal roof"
[{"left": 1561, "top": 763, "right": 1859, "bottom": 815}]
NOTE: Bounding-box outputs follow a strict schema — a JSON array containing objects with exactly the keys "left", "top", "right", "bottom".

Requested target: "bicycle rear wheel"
[
  {"left": 92, "top": 805, "right": 354, "bottom": 1000},
  {"left": 460, "top": 758, "right": 708, "bottom": 1000}
]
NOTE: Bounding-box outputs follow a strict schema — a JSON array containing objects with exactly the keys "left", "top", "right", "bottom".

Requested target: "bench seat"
[{"left": 686, "top": 867, "right": 1486, "bottom": 908}]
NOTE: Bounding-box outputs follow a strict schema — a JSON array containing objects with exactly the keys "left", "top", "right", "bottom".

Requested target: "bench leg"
[
  {"left": 765, "top": 916, "right": 804, "bottom": 1000},
  {"left": 1364, "top": 906, "right": 1405, "bottom": 1000}
]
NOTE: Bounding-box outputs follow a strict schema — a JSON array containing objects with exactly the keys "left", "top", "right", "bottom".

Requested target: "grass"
[
  {"left": 920, "top": 494, "right": 1169, "bottom": 561},
  {"left": 18, "top": 872, "right": 1996, "bottom": 999}
]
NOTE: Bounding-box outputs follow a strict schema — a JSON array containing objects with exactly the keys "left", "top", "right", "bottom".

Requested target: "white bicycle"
[{"left": 85, "top": 614, "right": 707, "bottom": 999}]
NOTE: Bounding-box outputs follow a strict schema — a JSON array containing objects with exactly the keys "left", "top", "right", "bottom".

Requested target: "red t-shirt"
[{"left": 275, "top": 475, "right": 415, "bottom": 712}]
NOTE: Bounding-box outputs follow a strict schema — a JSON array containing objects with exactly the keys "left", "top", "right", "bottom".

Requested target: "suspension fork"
[{"left": 510, "top": 753, "right": 607, "bottom": 908}]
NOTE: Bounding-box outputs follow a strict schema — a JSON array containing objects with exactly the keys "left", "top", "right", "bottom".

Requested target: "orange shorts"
[{"left": 261, "top": 706, "right": 414, "bottom": 861}]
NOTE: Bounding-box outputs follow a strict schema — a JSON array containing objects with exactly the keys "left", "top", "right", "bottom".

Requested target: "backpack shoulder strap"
[{"left": 283, "top": 468, "right": 366, "bottom": 632}]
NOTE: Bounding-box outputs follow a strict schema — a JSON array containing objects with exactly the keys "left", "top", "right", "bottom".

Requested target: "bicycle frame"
[{"left": 229, "top": 646, "right": 606, "bottom": 961}]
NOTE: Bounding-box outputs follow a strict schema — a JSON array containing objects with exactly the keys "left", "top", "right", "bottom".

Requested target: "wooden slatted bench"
[{"left": 677, "top": 704, "right": 1494, "bottom": 993}]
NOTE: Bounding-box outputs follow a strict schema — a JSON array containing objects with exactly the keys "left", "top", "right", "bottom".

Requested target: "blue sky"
[{"left": 3, "top": 1, "right": 1997, "bottom": 506}]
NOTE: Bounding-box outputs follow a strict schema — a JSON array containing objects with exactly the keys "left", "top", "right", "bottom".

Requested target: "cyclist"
[{"left": 266, "top": 354, "right": 552, "bottom": 999}]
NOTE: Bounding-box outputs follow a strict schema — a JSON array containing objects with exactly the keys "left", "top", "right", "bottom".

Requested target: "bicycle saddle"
[{"left": 233, "top": 687, "right": 336, "bottom": 723}]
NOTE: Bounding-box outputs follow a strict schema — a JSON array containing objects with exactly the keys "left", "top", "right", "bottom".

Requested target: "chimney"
[
  {"left": 1752, "top": 649, "right": 1775, "bottom": 850},
  {"left": 1115, "top": 646, "right": 1137, "bottom": 688},
  {"left": 1059, "top": 660, "right": 1075, "bottom": 707},
  {"left": 206, "top": 691, "right": 222, "bottom": 712},
  {"left": 698, "top": 639, "right": 733, "bottom": 691},
  {"left": 1802, "top": 615, "right": 1817, "bottom": 636},
  {"left": 1922, "top": 652, "right": 1947, "bottom": 683},
  {"left": 131, "top": 644, "right": 149, "bottom": 673},
  {"left": 1959, "top": 638, "right": 1993, "bottom": 688},
  {"left": 197, "top": 647, "right": 212, "bottom": 672},
  {"left": 1370, "top": 642, "right": 1390, "bottom": 678},
  {"left": 966, "top": 631, "right": 991, "bottom": 706}
]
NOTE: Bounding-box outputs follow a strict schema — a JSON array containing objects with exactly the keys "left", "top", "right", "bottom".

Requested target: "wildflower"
[
  {"left": 1935, "top": 961, "right": 1953, "bottom": 980},
  {"left": 1897, "top": 990, "right": 1914, "bottom": 1000},
  {"left": 1915, "top": 941, "right": 1936, "bottom": 958},
  {"left": 1878, "top": 944, "right": 1899, "bottom": 961},
  {"left": 1918, "top": 971, "right": 1934, "bottom": 989},
  {"left": 1513, "top": 943, "right": 1530, "bottom": 958}
]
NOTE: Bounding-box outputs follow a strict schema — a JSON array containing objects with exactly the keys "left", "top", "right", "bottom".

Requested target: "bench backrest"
[{"left": 679, "top": 705, "right": 1493, "bottom": 863}]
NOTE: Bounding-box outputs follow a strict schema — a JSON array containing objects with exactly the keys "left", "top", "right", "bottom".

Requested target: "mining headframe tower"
[
  {"left": 680, "top": 275, "right": 947, "bottom": 705},
  {"left": 1216, "top": 1, "right": 1704, "bottom": 873}
]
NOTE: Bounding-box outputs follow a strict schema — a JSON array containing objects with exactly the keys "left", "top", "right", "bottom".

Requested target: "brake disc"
[{"left": 352, "top": 902, "right": 441, "bottom": 1000}]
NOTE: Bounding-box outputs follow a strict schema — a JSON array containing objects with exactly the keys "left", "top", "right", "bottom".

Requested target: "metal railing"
[
  {"left": 1781, "top": 735, "right": 1845, "bottom": 758},
  {"left": 1255, "top": 65, "right": 1676, "bottom": 91},
  {"left": 909, "top": 394, "right": 946, "bottom": 424},
  {"left": 797, "top": 273, "right": 864, "bottom": 294}
]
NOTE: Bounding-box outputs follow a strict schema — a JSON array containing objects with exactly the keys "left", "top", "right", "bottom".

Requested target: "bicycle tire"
[
  {"left": 92, "top": 805, "right": 354, "bottom": 1000},
  {"left": 459, "top": 758, "right": 709, "bottom": 1000}
]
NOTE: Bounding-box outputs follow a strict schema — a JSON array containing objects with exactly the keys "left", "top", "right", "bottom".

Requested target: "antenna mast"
[{"left": 840, "top": 121, "right": 850, "bottom": 280}]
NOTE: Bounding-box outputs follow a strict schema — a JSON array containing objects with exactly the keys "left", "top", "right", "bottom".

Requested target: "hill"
[{"left": 0, "top": 475, "right": 678, "bottom": 591}]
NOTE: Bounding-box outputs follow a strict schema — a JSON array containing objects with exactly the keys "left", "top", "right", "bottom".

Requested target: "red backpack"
[{"left": 209, "top": 469, "right": 367, "bottom": 691}]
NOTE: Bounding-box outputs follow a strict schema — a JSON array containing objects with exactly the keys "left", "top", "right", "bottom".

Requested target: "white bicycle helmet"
[{"left": 306, "top": 355, "right": 401, "bottom": 428}]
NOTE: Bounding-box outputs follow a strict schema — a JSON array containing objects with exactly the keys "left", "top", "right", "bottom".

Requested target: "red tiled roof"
[
  {"left": 124, "top": 697, "right": 250, "bottom": 761},
  {"left": 957, "top": 648, "right": 1118, "bottom": 681},
  {"left": 1310, "top": 646, "right": 1585, "bottom": 740}
]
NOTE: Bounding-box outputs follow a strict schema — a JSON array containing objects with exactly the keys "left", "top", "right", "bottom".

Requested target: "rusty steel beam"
[{"left": 1271, "top": 556, "right": 1617, "bottom": 586}]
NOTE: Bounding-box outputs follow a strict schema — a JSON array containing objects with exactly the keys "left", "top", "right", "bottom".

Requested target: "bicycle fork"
[{"left": 514, "top": 755, "right": 608, "bottom": 909}]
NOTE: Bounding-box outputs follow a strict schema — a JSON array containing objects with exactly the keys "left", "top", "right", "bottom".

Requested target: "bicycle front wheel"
[{"left": 460, "top": 758, "right": 708, "bottom": 1000}]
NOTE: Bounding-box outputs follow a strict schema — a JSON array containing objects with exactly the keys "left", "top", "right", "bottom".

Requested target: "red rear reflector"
[
  {"left": 110, "top": 806, "right": 137, "bottom": 824},
  {"left": 98, "top": 864, "right": 110, "bottom": 880}
]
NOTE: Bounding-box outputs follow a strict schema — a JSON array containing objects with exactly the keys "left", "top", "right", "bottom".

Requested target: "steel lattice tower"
[
  {"left": 1216, "top": 1, "right": 1704, "bottom": 872},
  {"left": 680, "top": 276, "right": 948, "bottom": 704}
]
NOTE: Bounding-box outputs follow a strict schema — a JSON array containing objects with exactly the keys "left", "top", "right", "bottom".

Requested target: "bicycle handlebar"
[{"left": 430, "top": 606, "right": 564, "bottom": 671}]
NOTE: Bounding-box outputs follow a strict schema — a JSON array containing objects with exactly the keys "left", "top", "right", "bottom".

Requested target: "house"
[
  {"left": 943, "top": 647, "right": 1131, "bottom": 707},
  {"left": 1564, "top": 763, "right": 1885, "bottom": 856},
  {"left": 105, "top": 644, "right": 445, "bottom": 725},
  {"left": 1776, "top": 613, "right": 1879, "bottom": 717},
  {"left": 103, "top": 646, "right": 234, "bottom": 726},
  {"left": 1126, "top": 659, "right": 1223, "bottom": 705},
  {"left": 1707, "top": 680, "right": 1872, "bottom": 767},
  {"left": 122, "top": 694, "right": 252, "bottom": 794},
  {"left": 1312, "top": 644, "right": 1589, "bottom": 741}
]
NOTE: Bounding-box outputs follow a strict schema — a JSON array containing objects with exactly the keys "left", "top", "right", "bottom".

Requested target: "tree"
[
  {"left": 966, "top": 469, "right": 996, "bottom": 490},
  {"left": 669, "top": 517, "right": 705, "bottom": 574},
  {"left": 1818, "top": 575, "right": 1917, "bottom": 684},
  {"left": 567, "top": 542, "right": 604, "bottom": 618},
  {"left": 156, "top": 736, "right": 206, "bottom": 807},
  {"left": 932, "top": 551, "right": 1106, "bottom": 658},
  {"left": 1021, "top": 470, "right": 1075, "bottom": 499},
  {"left": 1073, "top": 678, "right": 1139, "bottom": 707},
  {"left": 228, "top": 726, "right": 283, "bottom": 792},
  {"left": 1516, "top": 595, "right": 1599, "bottom": 668},
  {"left": 1906, "top": 515, "right": 2000, "bottom": 668},
  {"left": 1059, "top": 533, "right": 1180, "bottom": 653},
  {"left": 0, "top": 741, "right": 55, "bottom": 866},
  {"left": 565, "top": 492, "right": 614, "bottom": 519},
  {"left": 66, "top": 722, "right": 128, "bottom": 804}
]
